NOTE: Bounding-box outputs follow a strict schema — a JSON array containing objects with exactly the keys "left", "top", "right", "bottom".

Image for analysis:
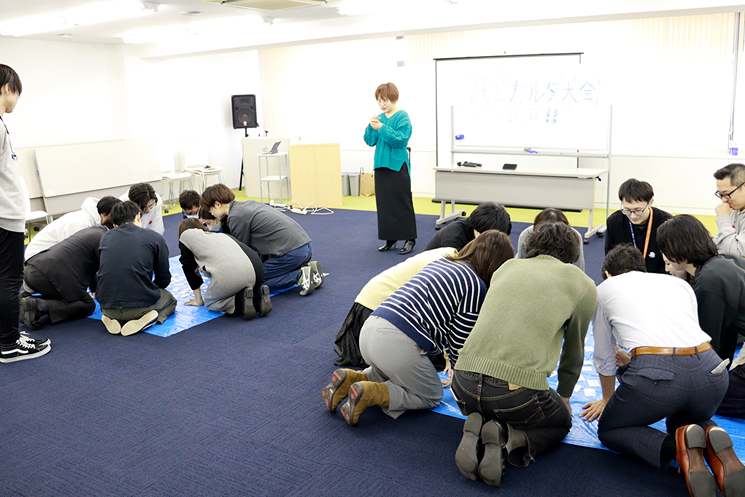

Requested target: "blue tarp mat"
[
  {"left": 88, "top": 256, "right": 222, "bottom": 337},
  {"left": 433, "top": 324, "right": 745, "bottom": 458}
]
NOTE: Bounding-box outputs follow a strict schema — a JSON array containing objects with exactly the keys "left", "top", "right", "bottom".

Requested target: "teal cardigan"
[{"left": 363, "top": 110, "right": 412, "bottom": 173}]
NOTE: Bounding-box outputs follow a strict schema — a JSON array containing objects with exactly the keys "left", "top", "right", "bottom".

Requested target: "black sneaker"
[
  {"left": 20, "top": 331, "right": 50, "bottom": 347},
  {"left": 0, "top": 338, "right": 51, "bottom": 363}
]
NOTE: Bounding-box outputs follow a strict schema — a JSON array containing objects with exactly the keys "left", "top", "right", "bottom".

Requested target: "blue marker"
[{"left": 455, "top": 134, "right": 464, "bottom": 140}]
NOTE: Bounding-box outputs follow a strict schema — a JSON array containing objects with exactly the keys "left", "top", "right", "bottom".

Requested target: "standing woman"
[
  {"left": 364, "top": 82, "right": 417, "bottom": 255},
  {"left": 0, "top": 65, "right": 50, "bottom": 363}
]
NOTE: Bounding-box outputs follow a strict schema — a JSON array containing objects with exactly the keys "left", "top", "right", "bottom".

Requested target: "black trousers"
[
  {"left": 0, "top": 227, "right": 24, "bottom": 345},
  {"left": 452, "top": 370, "right": 572, "bottom": 467},
  {"left": 597, "top": 350, "right": 728, "bottom": 469},
  {"left": 24, "top": 264, "right": 96, "bottom": 323}
]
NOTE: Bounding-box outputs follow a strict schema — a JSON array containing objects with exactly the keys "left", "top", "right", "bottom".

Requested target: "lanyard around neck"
[{"left": 628, "top": 208, "right": 653, "bottom": 258}]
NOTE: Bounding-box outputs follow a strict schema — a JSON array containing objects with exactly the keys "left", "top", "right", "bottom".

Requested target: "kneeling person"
[
  {"left": 201, "top": 184, "right": 322, "bottom": 295},
  {"left": 96, "top": 201, "right": 176, "bottom": 336},
  {"left": 452, "top": 222, "right": 597, "bottom": 487},
  {"left": 581, "top": 244, "right": 743, "bottom": 497},
  {"left": 323, "top": 230, "right": 514, "bottom": 426},
  {"left": 21, "top": 225, "right": 109, "bottom": 328},
  {"left": 178, "top": 218, "right": 271, "bottom": 319}
]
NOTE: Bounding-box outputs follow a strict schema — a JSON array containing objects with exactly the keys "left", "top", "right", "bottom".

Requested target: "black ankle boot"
[{"left": 378, "top": 240, "right": 397, "bottom": 252}]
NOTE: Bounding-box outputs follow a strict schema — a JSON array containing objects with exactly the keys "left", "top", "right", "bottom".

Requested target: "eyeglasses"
[
  {"left": 715, "top": 182, "right": 745, "bottom": 200},
  {"left": 621, "top": 202, "right": 649, "bottom": 217}
]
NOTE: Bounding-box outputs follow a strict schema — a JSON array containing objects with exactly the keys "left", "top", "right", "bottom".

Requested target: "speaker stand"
[{"left": 239, "top": 127, "right": 248, "bottom": 191}]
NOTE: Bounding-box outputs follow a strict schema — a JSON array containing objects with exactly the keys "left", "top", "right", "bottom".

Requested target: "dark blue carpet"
[{"left": 1, "top": 209, "right": 688, "bottom": 496}]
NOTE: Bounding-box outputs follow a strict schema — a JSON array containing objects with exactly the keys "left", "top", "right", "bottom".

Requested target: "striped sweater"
[{"left": 372, "top": 258, "right": 486, "bottom": 367}]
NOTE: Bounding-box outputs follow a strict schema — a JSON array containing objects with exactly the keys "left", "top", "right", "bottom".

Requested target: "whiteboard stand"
[
  {"left": 441, "top": 106, "right": 613, "bottom": 243},
  {"left": 258, "top": 152, "right": 290, "bottom": 205},
  {"left": 435, "top": 201, "right": 467, "bottom": 230}
]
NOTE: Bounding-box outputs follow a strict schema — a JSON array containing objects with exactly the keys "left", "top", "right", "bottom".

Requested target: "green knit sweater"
[{"left": 455, "top": 255, "right": 597, "bottom": 398}]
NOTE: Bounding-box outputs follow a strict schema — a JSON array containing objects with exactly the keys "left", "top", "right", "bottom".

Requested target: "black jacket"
[
  {"left": 694, "top": 254, "right": 745, "bottom": 363},
  {"left": 96, "top": 223, "right": 171, "bottom": 309},
  {"left": 604, "top": 206, "right": 672, "bottom": 274},
  {"left": 26, "top": 225, "right": 108, "bottom": 301}
]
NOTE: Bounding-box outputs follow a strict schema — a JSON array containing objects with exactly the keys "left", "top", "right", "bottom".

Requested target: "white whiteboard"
[
  {"left": 34, "top": 138, "right": 161, "bottom": 197},
  {"left": 436, "top": 54, "right": 609, "bottom": 168}
]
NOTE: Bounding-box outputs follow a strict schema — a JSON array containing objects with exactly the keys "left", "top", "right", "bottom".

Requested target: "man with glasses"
[
  {"left": 119, "top": 182, "right": 165, "bottom": 235},
  {"left": 713, "top": 163, "right": 745, "bottom": 256},
  {"left": 604, "top": 178, "right": 672, "bottom": 273}
]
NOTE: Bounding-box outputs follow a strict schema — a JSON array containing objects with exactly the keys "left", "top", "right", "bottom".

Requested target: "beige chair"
[
  {"left": 19, "top": 176, "right": 52, "bottom": 237},
  {"left": 182, "top": 142, "right": 224, "bottom": 192}
]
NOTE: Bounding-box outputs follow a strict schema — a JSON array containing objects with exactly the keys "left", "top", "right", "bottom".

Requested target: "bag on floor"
[{"left": 359, "top": 168, "right": 375, "bottom": 197}]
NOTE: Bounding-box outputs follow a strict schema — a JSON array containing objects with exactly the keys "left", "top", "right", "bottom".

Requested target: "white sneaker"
[
  {"left": 102, "top": 315, "right": 121, "bottom": 335},
  {"left": 298, "top": 266, "right": 314, "bottom": 296},
  {"left": 121, "top": 310, "right": 159, "bottom": 336},
  {"left": 309, "top": 261, "right": 324, "bottom": 289}
]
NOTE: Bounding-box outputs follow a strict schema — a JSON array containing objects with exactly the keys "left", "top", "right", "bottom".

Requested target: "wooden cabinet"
[{"left": 289, "top": 143, "right": 342, "bottom": 209}]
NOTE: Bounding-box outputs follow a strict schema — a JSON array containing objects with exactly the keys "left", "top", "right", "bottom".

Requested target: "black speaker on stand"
[{"left": 232, "top": 94, "right": 259, "bottom": 190}]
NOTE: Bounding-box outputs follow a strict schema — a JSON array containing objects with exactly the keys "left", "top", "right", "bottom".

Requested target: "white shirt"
[
  {"left": 592, "top": 271, "right": 711, "bottom": 376},
  {"left": 119, "top": 191, "right": 164, "bottom": 235},
  {"left": 25, "top": 197, "right": 100, "bottom": 261}
]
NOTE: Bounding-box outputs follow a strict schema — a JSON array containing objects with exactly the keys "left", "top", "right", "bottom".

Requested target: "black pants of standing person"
[
  {"left": 23, "top": 263, "right": 96, "bottom": 323},
  {"left": 452, "top": 370, "right": 572, "bottom": 467},
  {"left": 0, "top": 228, "right": 24, "bottom": 345},
  {"left": 597, "top": 350, "right": 728, "bottom": 468},
  {"left": 375, "top": 164, "right": 417, "bottom": 242}
]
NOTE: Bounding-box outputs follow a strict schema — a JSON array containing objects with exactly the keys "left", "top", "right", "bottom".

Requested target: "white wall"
[
  {"left": 0, "top": 38, "right": 262, "bottom": 194},
  {"left": 0, "top": 38, "right": 127, "bottom": 148},
  {"left": 257, "top": 14, "right": 740, "bottom": 215},
  {"left": 122, "top": 48, "right": 262, "bottom": 188},
  {"left": 3, "top": 10, "right": 741, "bottom": 217}
]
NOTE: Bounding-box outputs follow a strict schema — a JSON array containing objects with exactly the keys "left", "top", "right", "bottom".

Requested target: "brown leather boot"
[
  {"left": 322, "top": 369, "right": 368, "bottom": 412},
  {"left": 676, "top": 424, "right": 717, "bottom": 497},
  {"left": 340, "top": 381, "right": 390, "bottom": 426},
  {"left": 704, "top": 426, "right": 745, "bottom": 496}
]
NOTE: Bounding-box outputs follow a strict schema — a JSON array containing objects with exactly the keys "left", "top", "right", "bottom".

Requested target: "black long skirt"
[{"left": 374, "top": 163, "right": 417, "bottom": 241}]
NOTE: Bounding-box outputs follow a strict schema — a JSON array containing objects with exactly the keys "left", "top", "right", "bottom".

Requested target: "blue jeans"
[
  {"left": 452, "top": 370, "right": 572, "bottom": 467},
  {"left": 262, "top": 242, "right": 312, "bottom": 292}
]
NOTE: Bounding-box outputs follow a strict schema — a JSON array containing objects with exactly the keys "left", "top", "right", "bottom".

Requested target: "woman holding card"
[{"left": 364, "top": 82, "right": 417, "bottom": 255}]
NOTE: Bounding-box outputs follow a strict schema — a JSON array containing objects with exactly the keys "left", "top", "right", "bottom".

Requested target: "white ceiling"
[{"left": 2, "top": 0, "right": 745, "bottom": 56}]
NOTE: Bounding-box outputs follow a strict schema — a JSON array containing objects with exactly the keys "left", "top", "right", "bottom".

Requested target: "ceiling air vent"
[{"left": 202, "top": 0, "right": 334, "bottom": 10}]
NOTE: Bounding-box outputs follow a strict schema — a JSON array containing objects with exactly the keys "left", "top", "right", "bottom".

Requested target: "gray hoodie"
[{"left": 0, "top": 119, "right": 24, "bottom": 233}]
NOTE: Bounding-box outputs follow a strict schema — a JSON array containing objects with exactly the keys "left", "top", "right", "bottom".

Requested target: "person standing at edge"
[
  {"left": 364, "top": 82, "right": 416, "bottom": 255},
  {"left": 0, "top": 64, "right": 51, "bottom": 363},
  {"left": 604, "top": 178, "right": 672, "bottom": 274}
]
